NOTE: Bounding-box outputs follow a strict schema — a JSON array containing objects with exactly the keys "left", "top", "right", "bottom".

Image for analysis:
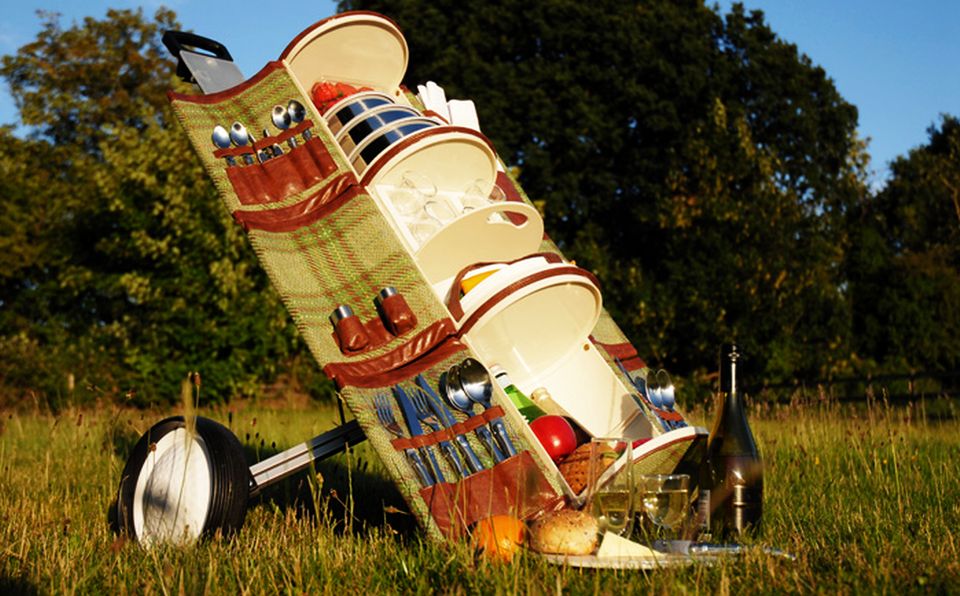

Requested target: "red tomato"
[{"left": 529, "top": 415, "right": 578, "bottom": 462}]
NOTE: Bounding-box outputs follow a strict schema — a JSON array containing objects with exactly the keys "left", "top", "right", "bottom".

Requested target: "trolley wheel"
[{"left": 114, "top": 416, "right": 250, "bottom": 545}]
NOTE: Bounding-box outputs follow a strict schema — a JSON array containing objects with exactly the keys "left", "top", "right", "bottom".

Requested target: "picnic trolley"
[{"left": 113, "top": 11, "right": 708, "bottom": 549}]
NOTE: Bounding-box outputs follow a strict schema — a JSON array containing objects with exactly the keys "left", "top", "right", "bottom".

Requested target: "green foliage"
[
  {"left": 847, "top": 116, "right": 960, "bottom": 373},
  {"left": 0, "top": 9, "right": 313, "bottom": 407},
  {"left": 0, "top": 2, "right": 956, "bottom": 406}
]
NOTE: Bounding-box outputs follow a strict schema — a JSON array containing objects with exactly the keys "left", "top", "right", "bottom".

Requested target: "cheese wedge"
[{"left": 595, "top": 532, "right": 665, "bottom": 559}]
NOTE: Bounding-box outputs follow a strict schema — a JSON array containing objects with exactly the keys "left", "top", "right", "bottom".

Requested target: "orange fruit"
[{"left": 471, "top": 515, "right": 525, "bottom": 562}]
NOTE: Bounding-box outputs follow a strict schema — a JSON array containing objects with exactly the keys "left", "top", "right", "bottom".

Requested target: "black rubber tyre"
[{"left": 114, "top": 416, "right": 250, "bottom": 544}]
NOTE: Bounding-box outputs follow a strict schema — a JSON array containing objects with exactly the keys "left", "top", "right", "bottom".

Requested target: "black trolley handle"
[{"left": 162, "top": 30, "right": 235, "bottom": 85}]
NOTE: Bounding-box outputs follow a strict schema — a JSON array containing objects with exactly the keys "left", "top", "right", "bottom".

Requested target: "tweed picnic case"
[{"left": 167, "top": 11, "right": 702, "bottom": 540}]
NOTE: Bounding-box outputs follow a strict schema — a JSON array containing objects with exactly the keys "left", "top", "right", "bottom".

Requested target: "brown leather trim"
[
  {"left": 652, "top": 408, "right": 686, "bottom": 422},
  {"left": 279, "top": 11, "right": 404, "bottom": 60},
  {"left": 421, "top": 110, "right": 450, "bottom": 124},
  {"left": 458, "top": 267, "right": 601, "bottom": 335},
  {"left": 323, "top": 320, "right": 462, "bottom": 389},
  {"left": 225, "top": 135, "right": 337, "bottom": 206},
  {"left": 495, "top": 171, "right": 533, "bottom": 227},
  {"left": 232, "top": 173, "right": 358, "bottom": 232},
  {"left": 496, "top": 170, "right": 524, "bottom": 203},
  {"left": 446, "top": 253, "right": 564, "bottom": 321},
  {"left": 481, "top": 405, "right": 506, "bottom": 423},
  {"left": 590, "top": 338, "right": 648, "bottom": 371},
  {"left": 332, "top": 313, "right": 394, "bottom": 356},
  {"left": 167, "top": 61, "right": 285, "bottom": 104},
  {"left": 388, "top": 407, "right": 504, "bottom": 451},
  {"left": 359, "top": 126, "right": 498, "bottom": 186}
]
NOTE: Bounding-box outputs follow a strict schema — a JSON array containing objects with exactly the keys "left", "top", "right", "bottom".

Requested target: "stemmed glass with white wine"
[
  {"left": 585, "top": 438, "right": 635, "bottom": 538},
  {"left": 638, "top": 473, "right": 691, "bottom": 542}
]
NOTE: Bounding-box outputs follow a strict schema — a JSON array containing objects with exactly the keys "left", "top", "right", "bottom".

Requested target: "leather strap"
[
  {"left": 232, "top": 173, "right": 358, "bottom": 232},
  {"left": 323, "top": 321, "right": 462, "bottom": 389},
  {"left": 389, "top": 406, "right": 505, "bottom": 451}
]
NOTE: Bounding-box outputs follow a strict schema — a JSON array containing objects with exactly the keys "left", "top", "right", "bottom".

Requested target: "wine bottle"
[
  {"left": 530, "top": 387, "right": 571, "bottom": 417},
  {"left": 700, "top": 343, "right": 763, "bottom": 537},
  {"left": 491, "top": 365, "right": 546, "bottom": 423}
]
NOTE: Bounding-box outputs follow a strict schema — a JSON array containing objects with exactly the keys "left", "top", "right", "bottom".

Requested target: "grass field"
[{"left": 1, "top": 393, "right": 958, "bottom": 594}]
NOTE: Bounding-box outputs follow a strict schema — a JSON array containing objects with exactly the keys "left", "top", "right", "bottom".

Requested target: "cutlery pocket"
[
  {"left": 416, "top": 451, "right": 563, "bottom": 540},
  {"left": 225, "top": 133, "right": 338, "bottom": 206},
  {"left": 386, "top": 406, "right": 562, "bottom": 539}
]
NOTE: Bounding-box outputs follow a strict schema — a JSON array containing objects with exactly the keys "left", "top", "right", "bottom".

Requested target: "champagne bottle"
[
  {"left": 701, "top": 343, "right": 763, "bottom": 537},
  {"left": 491, "top": 365, "right": 546, "bottom": 423}
]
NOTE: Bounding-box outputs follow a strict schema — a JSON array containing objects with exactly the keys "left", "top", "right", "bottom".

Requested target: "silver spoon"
[
  {"left": 434, "top": 374, "right": 484, "bottom": 473},
  {"left": 658, "top": 369, "right": 676, "bottom": 411},
  {"left": 271, "top": 105, "right": 296, "bottom": 149},
  {"left": 229, "top": 122, "right": 255, "bottom": 165},
  {"left": 211, "top": 125, "right": 235, "bottom": 166},
  {"left": 443, "top": 365, "right": 505, "bottom": 463},
  {"left": 287, "top": 100, "right": 311, "bottom": 140},
  {"left": 458, "top": 358, "right": 518, "bottom": 457}
]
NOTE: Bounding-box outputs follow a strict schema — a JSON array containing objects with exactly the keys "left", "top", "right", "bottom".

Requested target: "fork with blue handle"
[
  {"left": 409, "top": 386, "right": 469, "bottom": 478},
  {"left": 392, "top": 385, "right": 446, "bottom": 484},
  {"left": 373, "top": 392, "right": 434, "bottom": 487}
]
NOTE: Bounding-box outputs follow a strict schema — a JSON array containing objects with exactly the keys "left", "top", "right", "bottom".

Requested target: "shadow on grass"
[
  {"left": 0, "top": 574, "right": 38, "bottom": 595},
  {"left": 243, "top": 440, "right": 419, "bottom": 540}
]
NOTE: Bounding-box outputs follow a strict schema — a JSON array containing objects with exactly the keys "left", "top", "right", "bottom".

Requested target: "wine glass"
[
  {"left": 391, "top": 170, "right": 436, "bottom": 217},
  {"left": 459, "top": 179, "right": 489, "bottom": 213},
  {"left": 637, "top": 473, "right": 690, "bottom": 542},
  {"left": 423, "top": 197, "right": 457, "bottom": 224},
  {"left": 585, "top": 437, "right": 634, "bottom": 538}
]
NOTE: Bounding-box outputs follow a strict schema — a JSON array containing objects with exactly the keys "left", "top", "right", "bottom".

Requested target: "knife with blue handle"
[
  {"left": 416, "top": 374, "right": 484, "bottom": 474},
  {"left": 393, "top": 385, "right": 446, "bottom": 484}
]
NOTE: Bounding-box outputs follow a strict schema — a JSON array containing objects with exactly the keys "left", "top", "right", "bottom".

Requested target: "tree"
[
  {"left": 0, "top": 9, "right": 313, "bottom": 406},
  {"left": 339, "top": 0, "right": 865, "bottom": 385},
  {"left": 847, "top": 115, "right": 960, "bottom": 373}
]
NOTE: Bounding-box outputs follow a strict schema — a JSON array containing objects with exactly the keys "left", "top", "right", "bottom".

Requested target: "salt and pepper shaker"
[
  {"left": 374, "top": 287, "right": 417, "bottom": 336},
  {"left": 330, "top": 304, "right": 370, "bottom": 353}
]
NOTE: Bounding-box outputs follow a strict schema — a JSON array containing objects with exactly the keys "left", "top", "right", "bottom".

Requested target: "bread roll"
[{"left": 528, "top": 509, "right": 599, "bottom": 555}]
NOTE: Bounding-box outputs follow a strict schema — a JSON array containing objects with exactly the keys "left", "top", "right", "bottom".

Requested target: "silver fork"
[
  {"left": 411, "top": 387, "right": 468, "bottom": 478},
  {"left": 373, "top": 393, "right": 434, "bottom": 487}
]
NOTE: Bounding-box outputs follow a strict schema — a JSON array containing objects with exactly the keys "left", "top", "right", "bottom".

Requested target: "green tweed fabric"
[
  {"left": 247, "top": 192, "right": 451, "bottom": 367},
  {"left": 631, "top": 439, "right": 693, "bottom": 478}
]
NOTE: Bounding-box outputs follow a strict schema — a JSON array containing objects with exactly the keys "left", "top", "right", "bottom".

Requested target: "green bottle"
[{"left": 491, "top": 365, "right": 545, "bottom": 423}]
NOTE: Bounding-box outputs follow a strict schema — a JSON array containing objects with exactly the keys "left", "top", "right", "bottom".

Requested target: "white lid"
[
  {"left": 458, "top": 258, "right": 603, "bottom": 391},
  {"left": 281, "top": 12, "right": 408, "bottom": 92},
  {"left": 364, "top": 127, "right": 498, "bottom": 192},
  {"left": 413, "top": 201, "right": 544, "bottom": 285}
]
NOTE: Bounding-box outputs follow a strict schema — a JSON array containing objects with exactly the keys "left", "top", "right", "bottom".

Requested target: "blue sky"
[{"left": 1, "top": 1, "right": 957, "bottom": 188}]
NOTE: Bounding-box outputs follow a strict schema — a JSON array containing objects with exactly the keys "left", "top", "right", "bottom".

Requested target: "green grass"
[{"left": 1, "top": 395, "right": 959, "bottom": 594}]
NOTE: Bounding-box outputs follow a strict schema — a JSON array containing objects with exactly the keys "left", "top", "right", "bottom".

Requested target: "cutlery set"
[
  {"left": 374, "top": 363, "right": 516, "bottom": 487},
  {"left": 615, "top": 357, "right": 687, "bottom": 431},
  {"left": 210, "top": 99, "right": 311, "bottom": 167}
]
